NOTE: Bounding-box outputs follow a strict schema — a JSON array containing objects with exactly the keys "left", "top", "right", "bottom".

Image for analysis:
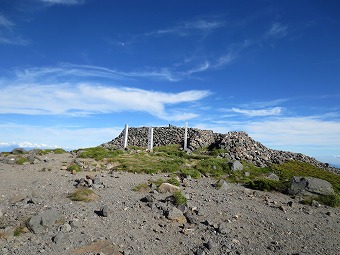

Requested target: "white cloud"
[
  {"left": 40, "top": 0, "right": 85, "bottom": 5},
  {"left": 0, "top": 82, "right": 209, "bottom": 120},
  {"left": 231, "top": 107, "right": 283, "bottom": 116},
  {"left": 266, "top": 23, "right": 288, "bottom": 38},
  {"left": 152, "top": 19, "right": 224, "bottom": 37},
  {"left": 0, "top": 15, "right": 14, "bottom": 29}
]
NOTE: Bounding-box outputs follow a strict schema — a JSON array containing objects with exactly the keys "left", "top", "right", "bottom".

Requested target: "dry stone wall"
[{"left": 102, "top": 126, "right": 339, "bottom": 173}]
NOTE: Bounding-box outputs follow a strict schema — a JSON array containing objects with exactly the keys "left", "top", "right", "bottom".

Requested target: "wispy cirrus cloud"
[
  {"left": 230, "top": 107, "right": 284, "bottom": 117},
  {"left": 0, "top": 69, "right": 210, "bottom": 121},
  {"left": 14, "top": 60, "right": 233, "bottom": 83},
  {"left": 39, "top": 0, "right": 85, "bottom": 5},
  {"left": 0, "top": 14, "right": 14, "bottom": 29},
  {"left": 0, "top": 14, "right": 29, "bottom": 45},
  {"left": 266, "top": 22, "right": 288, "bottom": 38}
]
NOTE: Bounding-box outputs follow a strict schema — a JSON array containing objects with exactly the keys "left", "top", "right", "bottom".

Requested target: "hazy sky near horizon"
[{"left": 0, "top": 0, "right": 339, "bottom": 164}]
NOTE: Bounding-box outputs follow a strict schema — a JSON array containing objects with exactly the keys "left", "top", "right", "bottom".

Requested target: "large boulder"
[
  {"left": 288, "top": 176, "right": 334, "bottom": 196},
  {"left": 231, "top": 160, "right": 243, "bottom": 171},
  {"left": 27, "top": 209, "right": 63, "bottom": 234}
]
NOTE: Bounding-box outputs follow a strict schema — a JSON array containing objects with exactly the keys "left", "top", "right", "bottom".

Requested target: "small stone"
[
  {"left": 218, "top": 222, "right": 228, "bottom": 235},
  {"left": 167, "top": 207, "right": 187, "bottom": 224},
  {"left": 59, "top": 223, "right": 72, "bottom": 232},
  {"left": 100, "top": 205, "right": 109, "bottom": 217},
  {"left": 311, "top": 200, "right": 321, "bottom": 207},
  {"left": 216, "top": 179, "right": 228, "bottom": 190},
  {"left": 195, "top": 248, "right": 206, "bottom": 255},
  {"left": 158, "top": 183, "right": 181, "bottom": 193},
  {"left": 326, "top": 211, "right": 333, "bottom": 217},
  {"left": 204, "top": 240, "right": 216, "bottom": 250},
  {"left": 52, "top": 232, "right": 64, "bottom": 243}
]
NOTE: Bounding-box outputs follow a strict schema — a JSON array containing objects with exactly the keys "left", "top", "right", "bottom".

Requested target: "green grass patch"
[
  {"left": 246, "top": 179, "right": 287, "bottom": 192},
  {"left": 132, "top": 183, "right": 151, "bottom": 192},
  {"left": 14, "top": 225, "right": 27, "bottom": 237},
  {"left": 167, "top": 177, "right": 180, "bottom": 186},
  {"left": 195, "top": 157, "right": 230, "bottom": 177},
  {"left": 78, "top": 147, "right": 123, "bottom": 161},
  {"left": 180, "top": 168, "right": 201, "bottom": 179},
  {"left": 16, "top": 157, "right": 29, "bottom": 165},
  {"left": 173, "top": 191, "right": 187, "bottom": 206},
  {"left": 67, "top": 163, "right": 81, "bottom": 172},
  {"left": 67, "top": 188, "right": 98, "bottom": 202}
]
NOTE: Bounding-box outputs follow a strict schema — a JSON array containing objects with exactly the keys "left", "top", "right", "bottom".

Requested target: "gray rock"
[
  {"left": 167, "top": 207, "right": 187, "bottom": 223},
  {"left": 11, "top": 148, "right": 26, "bottom": 155},
  {"left": 27, "top": 209, "right": 62, "bottom": 234},
  {"left": 218, "top": 222, "right": 228, "bottom": 235},
  {"left": 288, "top": 176, "right": 334, "bottom": 196},
  {"left": 231, "top": 160, "right": 243, "bottom": 171},
  {"left": 266, "top": 173, "right": 279, "bottom": 181},
  {"left": 158, "top": 183, "right": 181, "bottom": 193},
  {"left": 216, "top": 179, "right": 228, "bottom": 190},
  {"left": 59, "top": 223, "right": 72, "bottom": 232},
  {"left": 52, "top": 232, "right": 64, "bottom": 243},
  {"left": 100, "top": 205, "right": 109, "bottom": 217}
]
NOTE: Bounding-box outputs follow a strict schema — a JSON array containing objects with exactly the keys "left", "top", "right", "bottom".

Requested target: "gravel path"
[{"left": 0, "top": 153, "right": 339, "bottom": 255}]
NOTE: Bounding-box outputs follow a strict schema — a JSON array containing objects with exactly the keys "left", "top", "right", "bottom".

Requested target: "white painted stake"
[
  {"left": 184, "top": 122, "right": 188, "bottom": 151},
  {"left": 147, "top": 127, "right": 154, "bottom": 151},
  {"left": 123, "top": 124, "right": 129, "bottom": 149}
]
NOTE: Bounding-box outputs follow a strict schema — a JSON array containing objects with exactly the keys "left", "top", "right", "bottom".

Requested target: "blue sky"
[{"left": 0, "top": 0, "right": 340, "bottom": 165}]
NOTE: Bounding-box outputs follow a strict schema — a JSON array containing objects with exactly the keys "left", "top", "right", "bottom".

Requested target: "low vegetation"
[
  {"left": 16, "top": 157, "right": 29, "bottom": 165},
  {"left": 67, "top": 163, "right": 81, "bottom": 172},
  {"left": 172, "top": 191, "right": 187, "bottom": 206},
  {"left": 74, "top": 144, "right": 339, "bottom": 206},
  {"left": 39, "top": 148, "right": 66, "bottom": 155},
  {"left": 67, "top": 188, "right": 98, "bottom": 202},
  {"left": 132, "top": 183, "right": 151, "bottom": 192}
]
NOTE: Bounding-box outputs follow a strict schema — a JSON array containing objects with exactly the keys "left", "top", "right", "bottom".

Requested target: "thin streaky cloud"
[
  {"left": 0, "top": 14, "right": 14, "bottom": 29},
  {"left": 39, "top": 0, "right": 85, "bottom": 5},
  {"left": 266, "top": 22, "right": 288, "bottom": 38},
  {"left": 231, "top": 107, "right": 283, "bottom": 117},
  {"left": 151, "top": 19, "right": 224, "bottom": 37},
  {"left": 13, "top": 61, "right": 230, "bottom": 83}
]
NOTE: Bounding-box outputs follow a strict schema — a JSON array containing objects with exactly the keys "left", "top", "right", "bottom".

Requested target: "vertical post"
[
  {"left": 123, "top": 124, "right": 129, "bottom": 149},
  {"left": 147, "top": 127, "right": 154, "bottom": 151},
  {"left": 184, "top": 122, "right": 188, "bottom": 151}
]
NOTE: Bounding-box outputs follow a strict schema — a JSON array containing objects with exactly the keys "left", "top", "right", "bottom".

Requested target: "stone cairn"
[{"left": 101, "top": 125, "right": 339, "bottom": 173}]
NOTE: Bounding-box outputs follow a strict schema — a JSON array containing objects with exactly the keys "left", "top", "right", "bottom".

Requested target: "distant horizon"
[{"left": 1, "top": 1, "right": 339, "bottom": 163}]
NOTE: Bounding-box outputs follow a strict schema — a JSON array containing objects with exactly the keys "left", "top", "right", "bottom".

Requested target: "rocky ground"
[{"left": 0, "top": 152, "right": 339, "bottom": 255}]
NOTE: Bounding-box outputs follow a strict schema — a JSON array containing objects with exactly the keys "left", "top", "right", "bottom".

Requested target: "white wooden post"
[
  {"left": 184, "top": 122, "right": 188, "bottom": 151},
  {"left": 147, "top": 127, "right": 154, "bottom": 151},
  {"left": 123, "top": 124, "right": 128, "bottom": 149}
]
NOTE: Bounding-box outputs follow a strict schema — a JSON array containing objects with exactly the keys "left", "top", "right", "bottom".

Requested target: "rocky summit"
[
  {"left": 102, "top": 126, "right": 339, "bottom": 173},
  {"left": 0, "top": 127, "right": 339, "bottom": 255}
]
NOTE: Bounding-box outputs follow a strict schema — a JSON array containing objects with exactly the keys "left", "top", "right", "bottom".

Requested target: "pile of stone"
[
  {"left": 74, "top": 175, "right": 106, "bottom": 189},
  {"left": 102, "top": 126, "right": 339, "bottom": 173}
]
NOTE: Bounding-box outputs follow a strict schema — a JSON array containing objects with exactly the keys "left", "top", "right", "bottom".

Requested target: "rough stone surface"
[
  {"left": 231, "top": 160, "right": 243, "bottom": 171},
  {"left": 158, "top": 182, "right": 181, "bottom": 193},
  {"left": 288, "top": 176, "right": 335, "bottom": 196},
  {"left": 166, "top": 207, "right": 187, "bottom": 224},
  {"left": 27, "top": 209, "right": 62, "bottom": 234}
]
